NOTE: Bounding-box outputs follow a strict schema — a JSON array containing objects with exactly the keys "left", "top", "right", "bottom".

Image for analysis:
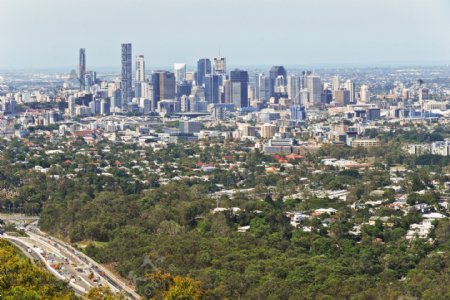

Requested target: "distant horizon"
[
  {"left": 1, "top": 0, "right": 450, "bottom": 70},
  {"left": 1, "top": 60, "right": 450, "bottom": 74}
]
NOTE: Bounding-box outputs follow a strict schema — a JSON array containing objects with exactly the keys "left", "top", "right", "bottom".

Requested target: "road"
[{"left": 1, "top": 218, "right": 141, "bottom": 300}]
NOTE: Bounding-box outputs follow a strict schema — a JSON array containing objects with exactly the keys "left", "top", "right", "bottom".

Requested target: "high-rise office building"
[
  {"left": 205, "top": 74, "right": 220, "bottom": 104},
  {"left": 196, "top": 58, "right": 211, "bottom": 87},
  {"left": 255, "top": 74, "right": 270, "bottom": 102},
  {"left": 287, "top": 75, "right": 301, "bottom": 104},
  {"left": 344, "top": 80, "right": 355, "bottom": 103},
  {"left": 269, "top": 66, "right": 287, "bottom": 98},
  {"left": 176, "top": 80, "right": 192, "bottom": 100},
  {"left": 84, "top": 71, "right": 96, "bottom": 92},
  {"left": 301, "top": 71, "right": 312, "bottom": 90},
  {"left": 360, "top": 85, "right": 370, "bottom": 102},
  {"left": 134, "top": 82, "right": 142, "bottom": 98},
  {"left": 223, "top": 80, "right": 232, "bottom": 104},
  {"left": 213, "top": 57, "right": 226, "bottom": 75},
  {"left": 186, "top": 72, "right": 196, "bottom": 82},
  {"left": 121, "top": 43, "right": 132, "bottom": 110},
  {"left": 174, "top": 63, "right": 186, "bottom": 83},
  {"left": 334, "top": 89, "right": 351, "bottom": 106},
  {"left": 68, "top": 96, "right": 76, "bottom": 117},
  {"left": 332, "top": 75, "right": 340, "bottom": 92},
  {"left": 300, "top": 89, "right": 309, "bottom": 107},
  {"left": 322, "top": 89, "right": 333, "bottom": 104},
  {"left": 79, "top": 48, "right": 86, "bottom": 90},
  {"left": 307, "top": 75, "right": 323, "bottom": 106},
  {"left": 180, "top": 95, "right": 190, "bottom": 112},
  {"left": 275, "top": 76, "right": 286, "bottom": 93},
  {"left": 419, "top": 87, "right": 429, "bottom": 101},
  {"left": 230, "top": 69, "right": 249, "bottom": 108},
  {"left": 151, "top": 71, "right": 176, "bottom": 109},
  {"left": 248, "top": 85, "right": 255, "bottom": 102},
  {"left": 135, "top": 55, "right": 145, "bottom": 82}
]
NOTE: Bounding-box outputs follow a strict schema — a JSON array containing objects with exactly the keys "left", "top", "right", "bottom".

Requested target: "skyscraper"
[
  {"left": 307, "top": 75, "right": 323, "bottom": 106},
  {"left": 151, "top": 71, "right": 176, "bottom": 109},
  {"left": 223, "top": 80, "right": 232, "bottom": 104},
  {"left": 334, "top": 89, "right": 351, "bottom": 106},
  {"left": 255, "top": 74, "right": 270, "bottom": 102},
  {"left": 79, "top": 48, "right": 86, "bottom": 91},
  {"left": 174, "top": 63, "right": 186, "bottom": 83},
  {"left": 287, "top": 75, "right": 302, "bottom": 104},
  {"left": 196, "top": 58, "right": 211, "bottom": 87},
  {"left": 176, "top": 80, "right": 192, "bottom": 100},
  {"left": 205, "top": 74, "right": 220, "bottom": 104},
  {"left": 360, "top": 85, "right": 370, "bottom": 102},
  {"left": 344, "top": 80, "right": 355, "bottom": 103},
  {"left": 213, "top": 57, "right": 226, "bottom": 75},
  {"left": 135, "top": 55, "right": 145, "bottom": 82},
  {"left": 121, "top": 43, "right": 132, "bottom": 110},
  {"left": 230, "top": 69, "right": 249, "bottom": 108},
  {"left": 269, "top": 66, "right": 287, "bottom": 98},
  {"left": 332, "top": 75, "right": 340, "bottom": 92},
  {"left": 275, "top": 76, "right": 286, "bottom": 93}
]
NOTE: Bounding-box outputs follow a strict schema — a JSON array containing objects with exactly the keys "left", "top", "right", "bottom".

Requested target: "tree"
[{"left": 164, "top": 276, "right": 202, "bottom": 300}]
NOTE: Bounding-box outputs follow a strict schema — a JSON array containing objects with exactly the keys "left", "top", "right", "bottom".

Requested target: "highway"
[{"left": 1, "top": 217, "right": 141, "bottom": 300}]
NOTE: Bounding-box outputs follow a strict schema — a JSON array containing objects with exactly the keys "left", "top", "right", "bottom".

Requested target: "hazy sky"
[{"left": 1, "top": 0, "right": 450, "bottom": 70}]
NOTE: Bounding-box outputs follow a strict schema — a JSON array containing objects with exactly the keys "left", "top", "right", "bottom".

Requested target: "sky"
[{"left": 1, "top": 0, "right": 450, "bottom": 70}]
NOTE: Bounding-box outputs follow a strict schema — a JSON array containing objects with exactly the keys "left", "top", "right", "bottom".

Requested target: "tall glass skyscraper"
[
  {"left": 196, "top": 58, "right": 211, "bottom": 87},
  {"left": 151, "top": 71, "right": 176, "bottom": 109},
  {"left": 205, "top": 74, "right": 220, "bottom": 104},
  {"left": 79, "top": 48, "right": 86, "bottom": 91},
  {"left": 121, "top": 43, "right": 132, "bottom": 110},
  {"left": 287, "top": 75, "right": 302, "bottom": 104},
  {"left": 230, "top": 69, "right": 249, "bottom": 108},
  {"left": 269, "top": 66, "right": 287, "bottom": 98}
]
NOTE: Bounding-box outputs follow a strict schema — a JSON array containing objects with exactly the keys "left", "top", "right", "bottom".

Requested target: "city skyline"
[{"left": 1, "top": 0, "right": 450, "bottom": 70}]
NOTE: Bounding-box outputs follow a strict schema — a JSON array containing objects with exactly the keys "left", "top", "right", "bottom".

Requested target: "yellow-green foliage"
[{"left": 0, "top": 239, "right": 75, "bottom": 300}]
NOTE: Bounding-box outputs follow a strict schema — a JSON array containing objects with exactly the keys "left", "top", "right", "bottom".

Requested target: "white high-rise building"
[
  {"left": 332, "top": 75, "right": 340, "bottom": 92},
  {"left": 300, "top": 89, "right": 309, "bottom": 107},
  {"left": 275, "top": 75, "right": 286, "bottom": 93},
  {"left": 185, "top": 71, "right": 196, "bottom": 82},
  {"left": 307, "top": 75, "right": 323, "bottom": 106},
  {"left": 135, "top": 55, "right": 145, "bottom": 82},
  {"left": 287, "top": 75, "right": 301, "bottom": 104},
  {"left": 213, "top": 57, "right": 226, "bottom": 75},
  {"left": 345, "top": 80, "right": 355, "bottom": 103},
  {"left": 174, "top": 63, "right": 186, "bottom": 83},
  {"left": 255, "top": 73, "right": 270, "bottom": 102},
  {"left": 360, "top": 85, "right": 370, "bottom": 102},
  {"left": 141, "top": 82, "right": 153, "bottom": 100}
]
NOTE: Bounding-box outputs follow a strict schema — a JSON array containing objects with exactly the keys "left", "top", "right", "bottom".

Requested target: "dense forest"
[
  {"left": 37, "top": 182, "right": 450, "bottom": 299},
  {"left": 0, "top": 135, "right": 450, "bottom": 299}
]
